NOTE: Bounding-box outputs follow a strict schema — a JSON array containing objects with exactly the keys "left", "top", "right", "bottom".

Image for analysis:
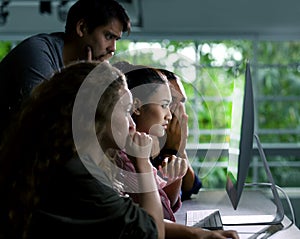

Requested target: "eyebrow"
[
  {"left": 172, "top": 95, "right": 186, "bottom": 103},
  {"left": 106, "top": 30, "right": 121, "bottom": 40},
  {"left": 162, "top": 99, "right": 172, "bottom": 104}
]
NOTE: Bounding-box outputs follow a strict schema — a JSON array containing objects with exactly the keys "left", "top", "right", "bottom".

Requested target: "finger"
[
  {"left": 173, "top": 102, "right": 184, "bottom": 121},
  {"left": 161, "top": 157, "right": 169, "bottom": 178},
  {"left": 168, "top": 155, "right": 177, "bottom": 180},
  {"left": 176, "top": 157, "right": 186, "bottom": 179},
  {"left": 133, "top": 132, "right": 151, "bottom": 147},
  {"left": 178, "top": 113, "right": 189, "bottom": 152},
  {"left": 171, "top": 157, "right": 179, "bottom": 179},
  {"left": 181, "top": 113, "right": 188, "bottom": 136},
  {"left": 86, "top": 45, "right": 93, "bottom": 61},
  {"left": 125, "top": 131, "right": 140, "bottom": 157},
  {"left": 169, "top": 102, "right": 177, "bottom": 113},
  {"left": 127, "top": 132, "right": 152, "bottom": 159},
  {"left": 167, "top": 114, "right": 179, "bottom": 133},
  {"left": 167, "top": 117, "right": 180, "bottom": 140},
  {"left": 214, "top": 230, "right": 239, "bottom": 239},
  {"left": 172, "top": 104, "right": 187, "bottom": 133},
  {"left": 180, "top": 158, "right": 189, "bottom": 177}
]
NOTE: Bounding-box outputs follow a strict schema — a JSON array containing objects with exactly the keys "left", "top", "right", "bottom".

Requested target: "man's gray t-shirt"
[{"left": 0, "top": 32, "right": 64, "bottom": 136}]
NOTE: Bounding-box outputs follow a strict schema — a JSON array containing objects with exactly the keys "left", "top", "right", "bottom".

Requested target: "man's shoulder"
[
  {"left": 25, "top": 32, "right": 64, "bottom": 45},
  {"left": 14, "top": 32, "right": 65, "bottom": 60}
]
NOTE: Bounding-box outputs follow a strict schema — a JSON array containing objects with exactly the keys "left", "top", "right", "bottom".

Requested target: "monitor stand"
[{"left": 223, "top": 133, "right": 285, "bottom": 226}]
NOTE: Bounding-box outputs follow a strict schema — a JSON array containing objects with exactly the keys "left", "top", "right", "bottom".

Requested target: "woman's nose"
[
  {"left": 128, "top": 115, "right": 136, "bottom": 132},
  {"left": 166, "top": 107, "right": 172, "bottom": 120}
]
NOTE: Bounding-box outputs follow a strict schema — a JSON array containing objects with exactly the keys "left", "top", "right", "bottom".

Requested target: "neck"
[{"left": 151, "top": 136, "right": 161, "bottom": 158}]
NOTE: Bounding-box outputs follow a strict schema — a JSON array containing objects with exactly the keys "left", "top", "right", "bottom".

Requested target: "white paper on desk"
[
  {"left": 221, "top": 214, "right": 275, "bottom": 225},
  {"left": 186, "top": 209, "right": 220, "bottom": 226}
]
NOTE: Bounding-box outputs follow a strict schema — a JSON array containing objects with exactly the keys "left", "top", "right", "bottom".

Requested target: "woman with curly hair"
[{"left": 0, "top": 61, "right": 164, "bottom": 239}]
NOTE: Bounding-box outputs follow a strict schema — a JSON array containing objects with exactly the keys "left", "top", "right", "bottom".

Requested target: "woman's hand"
[
  {"left": 164, "top": 102, "right": 188, "bottom": 155},
  {"left": 164, "top": 220, "right": 239, "bottom": 239},
  {"left": 158, "top": 155, "right": 188, "bottom": 182},
  {"left": 194, "top": 229, "right": 239, "bottom": 239},
  {"left": 126, "top": 132, "right": 152, "bottom": 158},
  {"left": 125, "top": 131, "right": 153, "bottom": 173}
]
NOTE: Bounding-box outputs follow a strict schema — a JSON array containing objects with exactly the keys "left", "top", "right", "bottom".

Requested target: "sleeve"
[
  {"left": 0, "top": 34, "right": 63, "bottom": 134},
  {"left": 19, "top": 36, "right": 62, "bottom": 97},
  {"left": 171, "top": 195, "right": 182, "bottom": 213},
  {"left": 181, "top": 174, "right": 202, "bottom": 201},
  {"left": 30, "top": 158, "right": 158, "bottom": 239},
  {"left": 73, "top": 158, "right": 159, "bottom": 239},
  {"left": 89, "top": 181, "right": 159, "bottom": 239}
]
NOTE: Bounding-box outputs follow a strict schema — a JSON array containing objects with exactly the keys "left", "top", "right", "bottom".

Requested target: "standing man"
[{"left": 0, "top": 0, "right": 131, "bottom": 140}]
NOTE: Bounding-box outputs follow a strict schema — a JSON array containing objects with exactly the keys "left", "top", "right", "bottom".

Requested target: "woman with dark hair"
[
  {"left": 156, "top": 68, "right": 202, "bottom": 201},
  {"left": 114, "top": 61, "right": 239, "bottom": 239},
  {"left": 113, "top": 63, "right": 187, "bottom": 222}
]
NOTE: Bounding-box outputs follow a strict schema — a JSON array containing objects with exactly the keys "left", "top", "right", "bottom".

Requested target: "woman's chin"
[
  {"left": 150, "top": 130, "right": 165, "bottom": 138},
  {"left": 149, "top": 125, "right": 165, "bottom": 137}
]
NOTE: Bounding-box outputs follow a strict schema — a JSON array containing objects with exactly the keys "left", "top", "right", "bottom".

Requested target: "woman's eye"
[
  {"left": 126, "top": 107, "right": 133, "bottom": 115},
  {"left": 162, "top": 104, "right": 169, "bottom": 109}
]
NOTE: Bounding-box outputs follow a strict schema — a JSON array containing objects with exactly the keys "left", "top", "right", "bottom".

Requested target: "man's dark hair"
[
  {"left": 157, "top": 68, "right": 177, "bottom": 81},
  {"left": 65, "top": 0, "right": 131, "bottom": 35}
]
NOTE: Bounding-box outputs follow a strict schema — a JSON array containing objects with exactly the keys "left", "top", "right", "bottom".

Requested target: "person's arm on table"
[
  {"left": 178, "top": 149, "right": 202, "bottom": 200},
  {"left": 128, "top": 132, "right": 165, "bottom": 239},
  {"left": 164, "top": 220, "right": 239, "bottom": 239}
]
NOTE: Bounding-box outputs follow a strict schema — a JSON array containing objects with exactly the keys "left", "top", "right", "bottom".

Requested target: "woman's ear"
[
  {"left": 133, "top": 98, "right": 142, "bottom": 116},
  {"left": 76, "top": 19, "right": 87, "bottom": 37}
]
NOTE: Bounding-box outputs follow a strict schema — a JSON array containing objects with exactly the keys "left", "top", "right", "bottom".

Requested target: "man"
[
  {"left": 157, "top": 69, "right": 202, "bottom": 200},
  {"left": 0, "top": 0, "right": 131, "bottom": 140}
]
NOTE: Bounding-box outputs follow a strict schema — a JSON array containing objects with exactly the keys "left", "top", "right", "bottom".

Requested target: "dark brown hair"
[
  {"left": 65, "top": 0, "right": 131, "bottom": 35},
  {"left": 0, "top": 61, "right": 126, "bottom": 238}
]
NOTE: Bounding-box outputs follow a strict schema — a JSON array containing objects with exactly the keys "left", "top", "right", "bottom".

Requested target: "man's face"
[
  {"left": 81, "top": 18, "right": 123, "bottom": 61},
  {"left": 169, "top": 77, "right": 187, "bottom": 108}
]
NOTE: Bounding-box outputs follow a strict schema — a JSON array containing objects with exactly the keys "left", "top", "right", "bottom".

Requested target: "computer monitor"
[
  {"left": 225, "top": 62, "right": 285, "bottom": 225},
  {"left": 226, "top": 61, "right": 254, "bottom": 210}
]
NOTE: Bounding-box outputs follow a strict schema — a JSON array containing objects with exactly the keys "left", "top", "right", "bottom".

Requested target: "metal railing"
[{"left": 187, "top": 142, "right": 300, "bottom": 184}]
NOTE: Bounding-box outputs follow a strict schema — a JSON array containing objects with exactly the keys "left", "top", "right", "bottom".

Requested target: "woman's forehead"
[
  {"left": 119, "top": 87, "right": 132, "bottom": 100},
  {"left": 147, "top": 83, "right": 171, "bottom": 101}
]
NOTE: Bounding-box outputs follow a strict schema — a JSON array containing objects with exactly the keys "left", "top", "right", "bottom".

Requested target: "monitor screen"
[{"left": 226, "top": 62, "right": 254, "bottom": 210}]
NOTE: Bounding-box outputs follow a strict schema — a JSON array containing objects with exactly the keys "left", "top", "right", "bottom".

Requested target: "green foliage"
[
  {"left": 2, "top": 38, "right": 299, "bottom": 189},
  {"left": 116, "top": 40, "right": 131, "bottom": 53},
  {"left": 201, "top": 167, "right": 227, "bottom": 188},
  {"left": 0, "top": 41, "right": 12, "bottom": 60},
  {"left": 199, "top": 156, "right": 228, "bottom": 188}
]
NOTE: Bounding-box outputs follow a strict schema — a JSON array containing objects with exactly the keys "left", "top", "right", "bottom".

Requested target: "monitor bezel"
[
  {"left": 226, "top": 62, "right": 254, "bottom": 210},
  {"left": 225, "top": 62, "right": 285, "bottom": 225}
]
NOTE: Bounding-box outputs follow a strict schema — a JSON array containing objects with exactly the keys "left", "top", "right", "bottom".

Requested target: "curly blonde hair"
[{"left": 0, "top": 61, "right": 127, "bottom": 238}]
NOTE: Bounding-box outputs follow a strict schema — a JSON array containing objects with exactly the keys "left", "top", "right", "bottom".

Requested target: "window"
[
  {"left": 1, "top": 39, "right": 299, "bottom": 189},
  {"left": 115, "top": 39, "right": 300, "bottom": 189}
]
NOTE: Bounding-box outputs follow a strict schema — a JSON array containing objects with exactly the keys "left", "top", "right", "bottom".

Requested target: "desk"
[{"left": 175, "top": 189, "right": 300, "bottom": 238}]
